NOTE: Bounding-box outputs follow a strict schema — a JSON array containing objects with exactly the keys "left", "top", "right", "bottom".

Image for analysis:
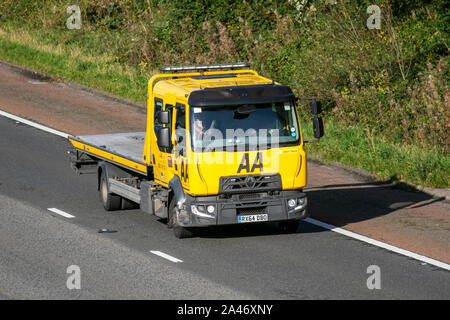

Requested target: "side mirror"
[
  {"left": 313, "top": 116, "right": 324, "bottom": 139},
  {"left": 309, "top": 100, "right": 322, "bottom": 115},
  {"left": 157, "top": 127, "right": 170, "bottom": 148},
  {"left": 157, "top": 110, "right": 170, "bottom": 125}
]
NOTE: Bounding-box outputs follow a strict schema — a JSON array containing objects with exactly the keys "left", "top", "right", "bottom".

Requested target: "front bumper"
[{"left": 176, "top": 190, "right": 308, "bottom": 227}]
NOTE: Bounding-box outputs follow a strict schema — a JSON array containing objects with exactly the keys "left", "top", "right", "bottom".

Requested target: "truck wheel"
[
  {"left": 277, "top": 220, "right": 300, "bottom": 233},
  {"left": 168, "top": 196, "right": 194, "bottom": 239},
  {"left": 121, "top": 198, "right": 139, "bottom": 210},
  {"left": 100, "top": 172, "right": 121, "bottom": 211}
]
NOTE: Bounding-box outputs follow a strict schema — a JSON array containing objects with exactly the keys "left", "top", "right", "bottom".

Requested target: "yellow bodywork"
[
  {"left": 69, "top": 68, "right": 307, "bottom": 196},
  {"left": 144, "top": 69, "right": 307, "bottom": 196}
]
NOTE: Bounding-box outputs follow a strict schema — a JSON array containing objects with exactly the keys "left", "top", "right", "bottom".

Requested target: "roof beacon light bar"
[{"left": 161, "top": 62, "right": 251, "bottom": 73}]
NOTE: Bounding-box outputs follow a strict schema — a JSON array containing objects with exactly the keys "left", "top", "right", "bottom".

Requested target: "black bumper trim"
[{"left": 179, "top": 190, "right": 308, "bottom": 227}]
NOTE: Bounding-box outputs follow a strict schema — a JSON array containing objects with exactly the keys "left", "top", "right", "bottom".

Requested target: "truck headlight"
[
  {"left": 288, "top": 199, "right": 296, "bottom": 208},
  {"left": 191, "top": 204, "right": 215, "bottom": 218},
  {"left": 191, "top": 205, "right": 200, "bottom": 214},
  {"left": 287, "top": 196, "right": 307, "bottom": 213}
]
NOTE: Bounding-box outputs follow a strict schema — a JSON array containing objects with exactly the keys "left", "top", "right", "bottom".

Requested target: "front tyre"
[{"left": 277, "top": 220, "right": 300, "bottom": 233}]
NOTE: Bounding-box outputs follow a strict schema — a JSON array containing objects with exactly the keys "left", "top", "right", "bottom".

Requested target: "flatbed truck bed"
[{"left": 69, "top": 132, "right": 148, "bottom": 175}]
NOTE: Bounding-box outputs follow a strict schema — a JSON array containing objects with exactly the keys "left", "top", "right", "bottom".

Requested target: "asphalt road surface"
[{"left": 0, "top": 115, "right": 448, "bottom": 299}]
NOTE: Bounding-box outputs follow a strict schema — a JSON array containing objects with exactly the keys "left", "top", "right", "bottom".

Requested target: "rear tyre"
[
  {"left": 277, "top": 220, "right": 300, "bottom": 233},
  {"left": 99, "top": 172, "right": 121, "bottom": 211},
  {"left": 121, "top": 198, "right": 139, "bottom": 210},
  {"left": 168, "top": 196, "right": 194, "bottom": 239}
]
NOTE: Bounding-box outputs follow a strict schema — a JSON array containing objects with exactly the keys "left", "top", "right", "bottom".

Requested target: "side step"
[
  {"left": 108, "top": 178, "right": 141, "bottom": 204},
  {"left": 107, "top": 179, "right": 168, "bottom": 219}
]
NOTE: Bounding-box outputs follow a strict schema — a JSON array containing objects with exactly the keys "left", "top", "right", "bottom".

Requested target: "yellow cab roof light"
[{"left": 161, "top": 62, "right": 251, "bottom": 73}]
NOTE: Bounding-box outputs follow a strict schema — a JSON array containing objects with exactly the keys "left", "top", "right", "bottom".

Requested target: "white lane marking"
[
  {"left": 47, "top": 208, "right": 75, "bottom": 219},
  {"left": 150, "top": 250, "right": 183, "bottom": 263},
  {"left": 304, "top": 218, "right": 450, "bottom": 271},
  {"left": 0, "top": 109, "right": 69, "bottom": 138}
]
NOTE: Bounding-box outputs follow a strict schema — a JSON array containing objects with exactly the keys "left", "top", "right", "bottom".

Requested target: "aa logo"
[{"left": 237, "top": 152, "right": 263, "bottom": 173}]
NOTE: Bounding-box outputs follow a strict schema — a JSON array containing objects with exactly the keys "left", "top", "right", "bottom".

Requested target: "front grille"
[
  {"left": 219, "top": 174, "right": 282, "bottom": 194},
  {"left": 237, "top": 206, "right": 266, "bottom": 216},
  {"left": 238, "top": 193, "right": 261, "bottom": 201}
]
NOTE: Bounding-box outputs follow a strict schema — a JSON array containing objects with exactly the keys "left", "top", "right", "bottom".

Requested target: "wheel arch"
[{"left": 168, "top": 175, "right": 186, "bottom": 209}]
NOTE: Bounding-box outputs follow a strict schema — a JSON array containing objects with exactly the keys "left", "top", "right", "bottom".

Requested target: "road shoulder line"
[
  {"left": 0, "top": 108, "right": 69, "bottom": 138},
  {"left": 305, "top": 218, "right": 450, "bottom": 271}
]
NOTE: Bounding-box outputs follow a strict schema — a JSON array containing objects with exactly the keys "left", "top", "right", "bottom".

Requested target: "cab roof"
[{"left": 153, "top": 72, "right": 275, "bottom": 98}]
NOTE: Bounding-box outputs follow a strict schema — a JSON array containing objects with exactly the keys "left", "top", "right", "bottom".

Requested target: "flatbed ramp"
[{"left": 69, "top": 132, "right": 147, "bottom": 174}]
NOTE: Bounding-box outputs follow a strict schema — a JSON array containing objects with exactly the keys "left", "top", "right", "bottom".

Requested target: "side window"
[
  {"left": 175, "top": 104, "right": 186, "bottom": 129},
  {"left": 154, "top": 98, "right": 163, "bottom": 135},
  {"left": 164, "top": 103, "right": 173, "bottom": 153},
  {"left": 175, "top": 104, "right": 186, "bottom": 154}
]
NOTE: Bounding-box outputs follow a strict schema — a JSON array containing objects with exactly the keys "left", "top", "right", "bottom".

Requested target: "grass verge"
[
  {"left": 0, "top": 27, "right": 448, "bottom": 188},
  {"left": 0, "top": 27, "right": 147, "bottom": 103},
  {"left": 301, "top": 117, "right": 449, "bottom": 188}
]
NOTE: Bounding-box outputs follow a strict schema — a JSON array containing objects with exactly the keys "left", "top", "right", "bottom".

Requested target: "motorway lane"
[
  {"left": 0, "top": 194, "right": 254, "bottom": 299},
  {"left": 1, "top": 61, "right": 449, "bottom": 264},
  {"left": 0, "top": 115, "right": 449, "bottom": 299}
]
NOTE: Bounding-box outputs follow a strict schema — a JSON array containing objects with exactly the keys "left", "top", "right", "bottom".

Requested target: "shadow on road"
[
  {"left": 193, "top": 181, "right": 445, "bottom": 239},
  {"left": 305, "top": 181, "right": 444, "bottom": 227}
]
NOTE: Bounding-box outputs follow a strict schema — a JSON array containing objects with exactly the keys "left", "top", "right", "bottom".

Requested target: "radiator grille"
[
  {"left": 219, "top": 174, "right": 282, "bottom": 194},
  {"left": 237, "top": 206, "right": 267, "bottom": 216}
]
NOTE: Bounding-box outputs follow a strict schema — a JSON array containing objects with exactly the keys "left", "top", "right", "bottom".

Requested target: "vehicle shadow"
[
  {"left": 305, "top": 181, "right": 444, "bottom": 227},
  {"left": 195, "top": 180, "right": 445, "bottom": 239}
]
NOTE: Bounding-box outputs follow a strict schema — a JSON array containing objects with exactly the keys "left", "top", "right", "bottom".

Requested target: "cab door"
[
  {"left": 152, "top": 97, "right": 174, "bottom": 185},
  {"left": 172, "top": 103, "right": 189, "bottom": 189}
]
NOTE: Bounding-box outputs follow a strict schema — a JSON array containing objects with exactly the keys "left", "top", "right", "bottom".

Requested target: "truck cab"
[{"left": 69, "top": 63, "right": 324, "bottom": 238}]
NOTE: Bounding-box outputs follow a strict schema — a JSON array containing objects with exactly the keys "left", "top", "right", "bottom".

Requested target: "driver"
[
  {"left": 192, "top": 112, "right": 206, "bottom": 149},
  {"left": 193, "top": 114, "right": 205, "bottom": 135}
]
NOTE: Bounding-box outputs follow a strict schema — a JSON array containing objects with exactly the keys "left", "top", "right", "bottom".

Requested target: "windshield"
[{"left": 190, "top": 101, "right": 300, "bottom": 152}]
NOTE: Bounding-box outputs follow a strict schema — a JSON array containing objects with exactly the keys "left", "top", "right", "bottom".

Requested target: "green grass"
[
  {"left": 0, "top": 30, "right": 147, "bottom": 103},
  {"left": 301, "top": 117, "right": 450, "bottom": 188},
  {"left": 0, "top": 26, "right": 448, "bottom": 188}
]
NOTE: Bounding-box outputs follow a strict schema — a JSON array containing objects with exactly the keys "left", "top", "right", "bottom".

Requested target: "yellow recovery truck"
[{"left": 68, "top": 63, "right": 324, "bottom": 238}]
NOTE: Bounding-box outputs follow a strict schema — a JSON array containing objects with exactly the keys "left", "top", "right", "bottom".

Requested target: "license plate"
[{"left": 238, "top": 214, "right": 268, "bottom": 223}]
